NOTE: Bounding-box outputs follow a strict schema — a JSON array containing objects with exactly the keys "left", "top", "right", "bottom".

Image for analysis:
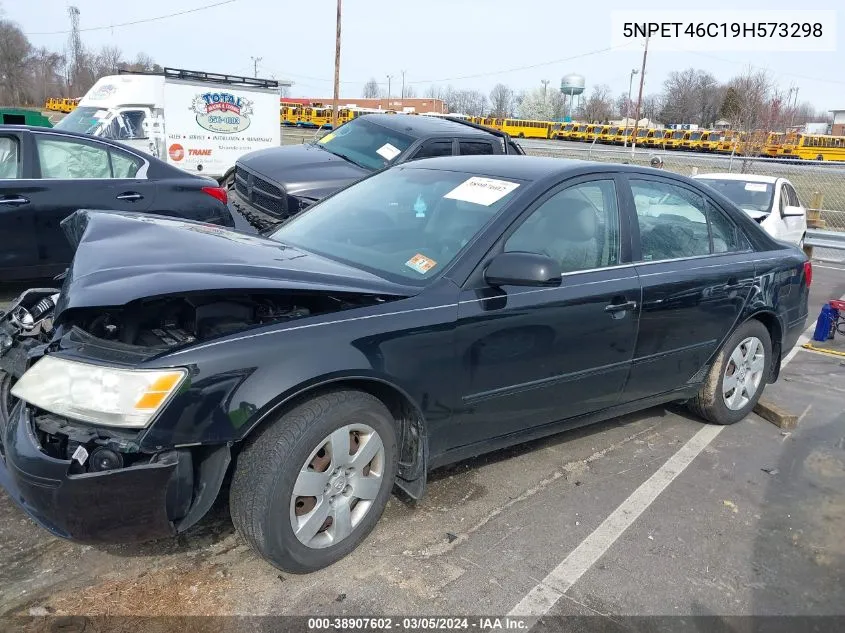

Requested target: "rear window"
[
  {"left": 459, "top": 141, "right": 495, "bottom": 156},
  {"left": 696, "top": 179, "right": 775, "bottom": 213}
]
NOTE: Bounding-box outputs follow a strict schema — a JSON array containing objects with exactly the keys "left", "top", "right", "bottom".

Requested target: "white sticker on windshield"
[
  {"left": 92, "top": 110, "right": 109, "bottom": 119},
  {"left": 744, "top": 183, "right": 768, "bottom": 192},
  {"left": 444, "top": 177, "right": 520, "bottom": 206},
  {"left": 376, "top": 143, "right": 401, "bottom": 161}
]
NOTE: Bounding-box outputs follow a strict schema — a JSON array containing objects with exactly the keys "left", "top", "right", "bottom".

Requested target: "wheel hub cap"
[
  {"left": 289, "top": 423, "right": 386, "bottom": 549},
  {"left": 327, "top": 470, "right": 348, "bottom": 495},
  {"left": 722, "top": 336, "right": 765, "bottom": 411}
]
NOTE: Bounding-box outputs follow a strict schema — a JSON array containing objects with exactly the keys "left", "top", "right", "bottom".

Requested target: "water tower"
[{"left": 560, "top": 74, "right": 585, "bottom": 122}]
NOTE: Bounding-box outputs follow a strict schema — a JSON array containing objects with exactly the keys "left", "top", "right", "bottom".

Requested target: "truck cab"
[{"left": 53, "top": 68, "right": 281, "bottom": 183}]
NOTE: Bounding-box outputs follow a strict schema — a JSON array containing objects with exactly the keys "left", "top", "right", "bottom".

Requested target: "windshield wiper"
[{"left": 318, "top": 145, "right": 369, "bottom": 170}]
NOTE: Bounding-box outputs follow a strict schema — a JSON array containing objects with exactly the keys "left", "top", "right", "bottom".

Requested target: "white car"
[{"left": 693, "top": 173, "right": 807, "bottom": 247}]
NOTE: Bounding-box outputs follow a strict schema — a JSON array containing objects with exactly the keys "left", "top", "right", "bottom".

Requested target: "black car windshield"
[
  {"left": 270, "top": 166, "right": 526, "bottom": 285},
  {"left": 54, "top": 107, "right": 110, "bottom": 135},
  {"left": 697, "top": 178, "right": 775, "bottom": 213},
  {"left": 316, "top": 117, "right": 414, "bottom": 171}
]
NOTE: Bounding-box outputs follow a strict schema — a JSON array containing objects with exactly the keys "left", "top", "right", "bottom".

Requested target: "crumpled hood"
[
  {"left": 54, "top": 210, "right": 413, "bottom": 319},
  {"left": 238, "top": 143, "right": 370, "bottom": 199}
]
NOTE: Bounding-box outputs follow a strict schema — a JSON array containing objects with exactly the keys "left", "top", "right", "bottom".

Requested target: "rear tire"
[
  {"left": 230, "top": 390, "right": 398, "bottom": 573},
  {"left": 687, "top": 320, "right": 772, "bottom": 425}
]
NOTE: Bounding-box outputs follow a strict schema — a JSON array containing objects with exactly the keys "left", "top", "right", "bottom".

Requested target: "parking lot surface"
[{"left": 1, "top": 266, "right": 843, "bottom": 623}]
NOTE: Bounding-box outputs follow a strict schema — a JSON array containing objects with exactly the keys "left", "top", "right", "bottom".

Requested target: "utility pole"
[
  {"left": 624, "top": 68, "right": 638, "bottom": 147},
  {"left": 250, "top": 56, "right": 263, "bottom": 78},
  {"left": 631, "top": 36, "right": 649, "bottom": 153},
  {"left": 541, "top": 79, "right": 550, "bottom": 102},
  {"left": 386, "top": 75, "right": 393, "bottom": 108},
  {"left": 67, "top": 6, "right": 81, "bottom": 95},
  {"left": 331, "top": 0, "right": 342, "bottom": 128},
  {"left": 401, "top": 70, "right": 406, "bottom": 102}
]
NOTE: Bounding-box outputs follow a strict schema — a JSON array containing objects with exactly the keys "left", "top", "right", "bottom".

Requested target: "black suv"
[{"left": 230, "top": 114, "right": 523, "bottom": 229}]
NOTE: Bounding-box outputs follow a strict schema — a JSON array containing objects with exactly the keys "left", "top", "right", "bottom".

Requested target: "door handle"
[
  {"left": 0, "top": 196, "right": 30, "bottom": 206},
  {"left": 116, "top": 192, "right": 143, "bottom": 201},
  {"left": 605, "top": 300, "right": 638, "bottom": 313}
]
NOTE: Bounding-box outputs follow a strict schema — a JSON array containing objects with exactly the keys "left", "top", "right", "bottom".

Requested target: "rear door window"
[
  {"left": 411, "top": 140, "right": 453, "bottom": 160},
  {"left": 0, "top": 136, "right": 21, "bottom": 179},
  {"left": 459, "top": 141, "right": 495, "bottom": 155},
  {"left": 36, "top": 137, "right": 111, "bottom": 179},
  {"left": 630, "top": 179, "right": 710, "bottom": 260}
]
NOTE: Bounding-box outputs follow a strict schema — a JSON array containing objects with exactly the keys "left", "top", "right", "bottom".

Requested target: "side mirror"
[
  {"left": 484, "top": 252, "right": 562, "bottom": 288},
  {"left": 782, "top": 205, "right": 805, "bottom": 218}
]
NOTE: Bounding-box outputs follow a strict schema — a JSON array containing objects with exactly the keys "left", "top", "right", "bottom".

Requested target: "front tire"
[
  {"left": 688, "top": 320, "right": 772, "bottom": 425},
  {"left": 230, "top": 390, "right": 398, "bottom": 573}
]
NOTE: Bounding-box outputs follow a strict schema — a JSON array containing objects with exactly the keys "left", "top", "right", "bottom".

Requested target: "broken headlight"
[{"left": 10, "top": 356, "right": 188, "bottom": 428}]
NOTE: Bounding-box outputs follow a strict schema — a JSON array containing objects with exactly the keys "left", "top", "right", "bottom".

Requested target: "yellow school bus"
[
  {"left": 566, "top": 123, "right": 587, "bottom": 141},
  {"left": 759, "top": 132, "right": 787, "bottom": 157},
  {"left": 779, "top": 134, "right": 845, "bottom": 161},
  {"left": 664, "top": 130, "right": 690, "bottom": 150},
  {"left": 552, "top": 122, "right": 574, "bottom": 140},
  {"left": 612, "top": 127, "right": 634, "bottom": 145},
  {"left": 633, "top": 128, "right": 656, "bottom": 146},
  {"left": 502, "top": 118, "right": 553, "bottom": 139},
  {"left": 698, "top": 131, "right": 720, "bottom": 152},
  {"left": 713, "top": 130, "right": 741, "bottom": 154},
  {"left": 645, "top": 130, "right": 670, "bottom": 148},
  {"left": 598, "top": 126, "right": 621, "bottom": 144},
  {"left": 681, "top": 129, "right": 711, "bottom": 151},
  {"left": 583, "top": 124, "right": 606, "bottom": 142}
]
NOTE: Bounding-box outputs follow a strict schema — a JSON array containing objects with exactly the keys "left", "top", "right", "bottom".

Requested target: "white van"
[{"left": 54, "top": 68, "right": 281, "bottom": 184}]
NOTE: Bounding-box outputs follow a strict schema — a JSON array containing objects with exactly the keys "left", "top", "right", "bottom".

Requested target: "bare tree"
[
  {"left": 720, "top": 67, "right": 782, "bottom": 169},
  {"left": 362, "top": 77, "right": 380, "bottom": 99},
  {"left": 659, "top": 68, "right": 721, "bottom": 126},
  {"left": 640, "top": 94, "right": 663, "bottom": 124},
  {"left": 0, "top": 19, "right": 33, "bottom": 105},
  {"left": 30, "top": 47, "right": 66, "bottom": 104},
  {"left": 489, "top": 83, "right": 513, "bottom": 118},
  {"left": 425, "top": 84, "right": 446, "bottom": 101},
  {"left": 403, "top": 84, "right": 416, "bottom": 98},
  {"left": 96, "top": 45, "right": 123, "bottom": 76},
  {"left": 582, "top": 84, "right": 614, "bottom": 123}
]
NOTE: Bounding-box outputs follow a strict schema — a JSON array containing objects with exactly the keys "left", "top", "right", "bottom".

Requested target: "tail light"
[
  {"left": 803, "top": 261, "right": 812, "bottom": 288},
  {"left": 202, "top": 186, "right": 228, "bottom": 205}
]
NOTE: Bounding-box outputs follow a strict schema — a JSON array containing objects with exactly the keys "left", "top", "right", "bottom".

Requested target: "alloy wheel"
[
  {"left": 722, "top": 336, "right": 766, "bottom": 411},
  {"left": 289, "top": 424, "right": 385, "bottom": 549}
]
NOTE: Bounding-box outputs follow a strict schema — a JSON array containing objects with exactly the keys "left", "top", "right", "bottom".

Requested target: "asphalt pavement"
[{"left": 1, "top": 266, "right": 843, "bottom": 625}]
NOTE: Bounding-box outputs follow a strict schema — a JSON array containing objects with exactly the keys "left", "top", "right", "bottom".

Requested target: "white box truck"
[{"left": 54, "top": 68, "right": 281, "bottom": 184}]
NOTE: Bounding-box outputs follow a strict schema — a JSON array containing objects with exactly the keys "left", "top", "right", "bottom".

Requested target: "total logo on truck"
[
  {"left": 54, "top": 67, "right": 283, "bottom": 183},
  {"left": 192, "top": 92, "right": 253, "bottom": 133}
]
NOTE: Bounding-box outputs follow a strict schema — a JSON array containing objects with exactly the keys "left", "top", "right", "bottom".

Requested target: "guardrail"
[{"left": 806, "top": 229, "right": 845, "bottom": 250}]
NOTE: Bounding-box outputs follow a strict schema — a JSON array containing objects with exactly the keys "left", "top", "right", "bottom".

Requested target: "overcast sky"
[{"left": 5, "top": 0, "right": 844, "bottom": 111}]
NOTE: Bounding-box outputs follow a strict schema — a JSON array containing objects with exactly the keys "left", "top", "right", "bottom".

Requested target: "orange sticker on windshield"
[{"left": 405, "top": 254, "right": 437, "bottom": 275}]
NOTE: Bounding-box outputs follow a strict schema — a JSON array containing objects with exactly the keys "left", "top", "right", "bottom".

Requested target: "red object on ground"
[{"left": 829, "top": 300, "right": 845, "bottom": 311}]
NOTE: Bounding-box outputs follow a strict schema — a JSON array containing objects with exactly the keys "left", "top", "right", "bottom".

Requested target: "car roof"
[
  {"left": 694, "top": 173, "right": 781, "bottom": 184},
  {"left": 362, "top": 114, "right": 493, "bottom": 138},
  {"left": 401, "top": 155, "right": 683, "bottom": 181}
]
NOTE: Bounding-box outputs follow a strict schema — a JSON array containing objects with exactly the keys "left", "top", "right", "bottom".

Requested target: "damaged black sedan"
[{"left": 0, "top": 156, "right": 809, "bottom": 573}]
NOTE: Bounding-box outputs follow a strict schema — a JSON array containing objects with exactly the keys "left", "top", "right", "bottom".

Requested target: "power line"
[
  {"left": 407, "top": 45, "right": 632, "bottom": 84},
  {"left": 25, "top": 0, "right": 239, "bottom": 36},
  {"left": 273, "top": 45, "right": 632, "bottom": 89},
  {"left": 687, "top": 50, "right": 845, "bottom": 86}
]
